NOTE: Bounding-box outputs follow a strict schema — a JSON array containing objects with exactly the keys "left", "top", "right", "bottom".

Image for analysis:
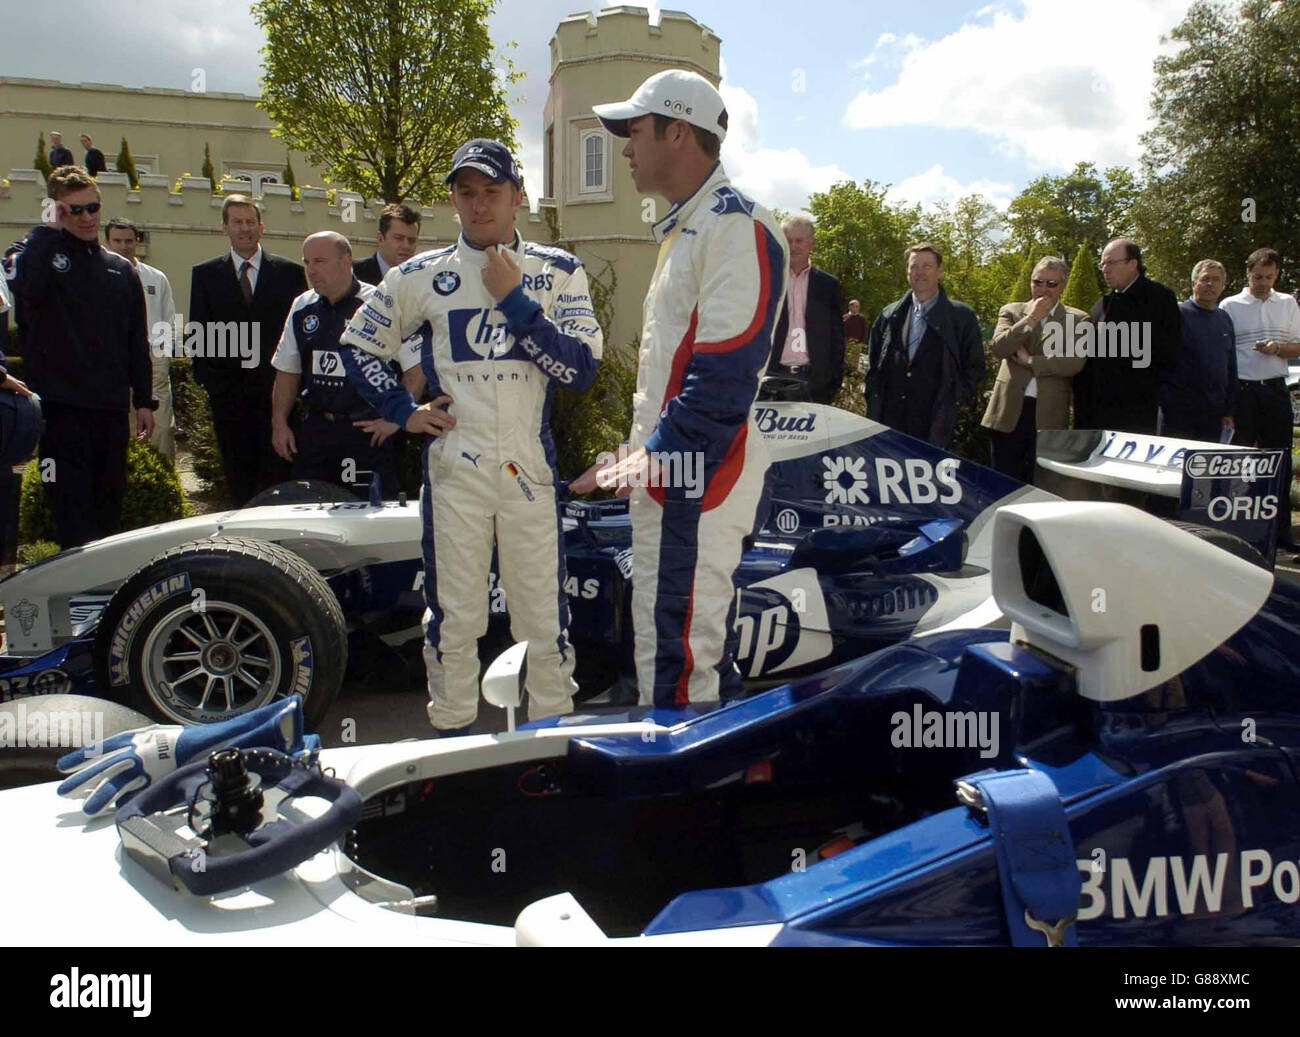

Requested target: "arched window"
[{"left": 580, "top": 130, "right": 606, "bottom": 193}]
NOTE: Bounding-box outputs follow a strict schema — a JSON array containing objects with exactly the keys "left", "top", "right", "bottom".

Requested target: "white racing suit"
[
  {"left": 340, "top": 233, "right": 603, "bottom": 729},
  {"left": 630, "top": 165, "right": 788, "bottom": 707}
]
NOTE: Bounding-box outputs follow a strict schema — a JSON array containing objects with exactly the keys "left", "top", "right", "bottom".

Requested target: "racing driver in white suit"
[
  {"left": 573, "top": 71, "right": 788, "bottom": 708},
  {"left": 340, "top": 139, "right": 603, "bottom": 735}
]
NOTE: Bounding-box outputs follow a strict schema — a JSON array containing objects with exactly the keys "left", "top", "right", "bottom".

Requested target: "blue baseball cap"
[{"left": 445, "top": 139, "right": 522, "bottom": 189}]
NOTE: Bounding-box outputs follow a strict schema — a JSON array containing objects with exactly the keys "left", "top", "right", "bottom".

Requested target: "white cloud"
[
  {"left": 844, "top": 0, "right": 1190, "bottom": 170},
  {"left": 887, "top": 164, "right": 1016, "bottom": 210},
  {"left": 857, "top": 30, "right": 924, "bottom": 72},
  {"left": 718, "top": 78, "right": 853, "bottom": 214}
]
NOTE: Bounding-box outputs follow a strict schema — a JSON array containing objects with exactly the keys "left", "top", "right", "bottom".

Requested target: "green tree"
[
  {"left": 807, "top": 180, "right": 919, "bottom": 322},
  {"left": 1006, "top": 162, "right": 1139, "bottom": 264},
  {"left": 201, "top": 143, "right": 216, "bottom": 192},
  {"left": 34, "top": 133, "right": 52, "bottom": 180},
  {"left": 540, "top": 207, "right": 633, "bottom": 485},
  {"left": 253, "top": 0, "right": 522, "bottom": 204},
  {"left": 920, "top": 195, "right": 1008, "bottom": 326},
  {"left": 1133, "top": 0, "right": 1300, "bottom": 293},
  {"left": 283, "top": 154, "right": 298, "bottom": 199},
  {"left": 1062, "top": 244, "right": 1101, "bottom": 314},
  {"left": 1011, "top": 254, "right": 1035, "bottom": 303},
  {"left": 115, "top": 136, "right": 139, "bottom": 188}
]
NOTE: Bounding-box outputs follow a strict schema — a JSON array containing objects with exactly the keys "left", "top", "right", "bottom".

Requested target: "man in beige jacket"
[{"left": 981, "top": 256, "right": 1088, "bottom": 481}]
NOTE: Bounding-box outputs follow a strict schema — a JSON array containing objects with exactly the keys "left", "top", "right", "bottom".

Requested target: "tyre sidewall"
[{"left": 94, "top": 552, "right": 337, "bottom": 726}]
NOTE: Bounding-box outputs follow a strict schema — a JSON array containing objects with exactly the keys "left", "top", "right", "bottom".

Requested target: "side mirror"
[{"left": 481, "top": 641, "right": 527, "bottom": 732}]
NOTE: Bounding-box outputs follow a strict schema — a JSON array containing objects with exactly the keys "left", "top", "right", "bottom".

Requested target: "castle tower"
[{"left": 542, "top": 7, "right": 722, "bottom": 351}]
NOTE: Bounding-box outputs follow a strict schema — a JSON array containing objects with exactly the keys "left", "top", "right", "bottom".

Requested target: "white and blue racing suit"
[
  {"left": 339, "top": 232, "right": 602, "bottom": 729},
  {"left": 630, "top": 165, "right": 788, "bottom": 707}
]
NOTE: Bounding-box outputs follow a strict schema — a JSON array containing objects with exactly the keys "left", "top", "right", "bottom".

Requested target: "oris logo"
[{"left": 663, "top": 99, "right": 693, "bottom": 116}]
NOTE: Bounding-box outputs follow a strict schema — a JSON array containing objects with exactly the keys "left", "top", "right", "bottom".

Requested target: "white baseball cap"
[{"left": 593, "top": 69, "right": 728, "bottom": 143}]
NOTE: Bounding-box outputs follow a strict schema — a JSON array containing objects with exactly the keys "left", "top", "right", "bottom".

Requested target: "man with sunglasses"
[
  {"left": 2, "top": 166, "right": 155, "bottom": 548},
  {"left": 981, "top": 256, "right": 1088, "bottom": 481}
]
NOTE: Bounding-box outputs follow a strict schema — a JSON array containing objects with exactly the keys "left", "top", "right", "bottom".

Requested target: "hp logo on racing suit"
[{"left": 448, "top": 308, "right": 529, "bottom": 363}]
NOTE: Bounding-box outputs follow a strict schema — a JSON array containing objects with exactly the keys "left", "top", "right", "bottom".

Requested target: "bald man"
[{"left": 270, "top": 232, "right": 422, "bottom": 498}]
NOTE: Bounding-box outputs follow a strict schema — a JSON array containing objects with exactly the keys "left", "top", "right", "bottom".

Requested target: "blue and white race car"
[
  {"left": 2, "top": 489, "right": 1296, "bottom": 947},
  {"left": 0, "top": 401, "right": 1285, "bottom": 732}
]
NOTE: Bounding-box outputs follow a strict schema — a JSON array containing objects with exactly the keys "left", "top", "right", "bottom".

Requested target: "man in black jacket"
[
  {"left": 763, "top": 215, "right": 845, "bottom": 403},
  {"left": 80, "top": 135, "right": 106, "bottom": 178},
  {"left": 189, "top": 194, "right": 306, "bottom": 506},
  {"left": 2, "top": 166, "right": 155, "bottom": 547},
  {"left": 47, "top": 132, "right": 73, "bottom": 170},
  {"left": 865, "top": 242, "right": 984, "bottom": 447},
  {"left": 353, "top": 203, "right": 421, "bottom": 286},
  {"left": 1073, "top": 237, "right": 1180, "bottom": 434}
]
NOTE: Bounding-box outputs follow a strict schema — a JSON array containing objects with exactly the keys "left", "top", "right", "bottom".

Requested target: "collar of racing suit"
[
  {"left": 454, "top": 229, "right": 525, "bottom": 267},
  {"left": 651, "top": 162, "right": 726, "bottom": 243}
]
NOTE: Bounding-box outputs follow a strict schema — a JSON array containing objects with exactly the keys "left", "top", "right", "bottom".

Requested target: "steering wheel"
[{"left": 116, "top": 748, "right": 362, "bottom": 896}]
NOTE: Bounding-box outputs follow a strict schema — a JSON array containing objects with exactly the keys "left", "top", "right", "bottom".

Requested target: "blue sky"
[{"left": 0, "top": 0, "right": 1197, "bottom": 213}]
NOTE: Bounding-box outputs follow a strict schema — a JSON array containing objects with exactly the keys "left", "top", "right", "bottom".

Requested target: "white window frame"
[
  {"left": 579, "top": 128, "right": 608, "bottom": 196},
  {"left": 223, "top": 164, "right": 284, "bottom": 196},
  {"left": 578, "top": 128, "right": 608, "bottom": 195}
]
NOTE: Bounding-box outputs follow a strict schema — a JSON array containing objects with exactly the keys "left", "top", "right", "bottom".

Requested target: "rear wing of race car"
[{"left": 1036, "top": 430, "right": 1287, "bottom": 568}]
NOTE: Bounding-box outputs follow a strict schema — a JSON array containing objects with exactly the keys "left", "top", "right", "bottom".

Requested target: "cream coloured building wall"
[{"left": 0, "top": 78, "right": 329, "bottom": 192}]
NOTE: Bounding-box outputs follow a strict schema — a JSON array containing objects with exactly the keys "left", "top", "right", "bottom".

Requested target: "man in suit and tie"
[
  {"left": 189, "top": 194, "right": 306, "bottom": 506},
  {"left": 865, "top": 243, "right": 984, "bottom": 448},
  {"left": 353, "top": 203, "right": 421, "bottom": 286},
  {"left": 981, "top": 256, "right": 1089, "bottom": 482},
  {"left": 763, "top": 215, "right": 845, "bottom": 404}
]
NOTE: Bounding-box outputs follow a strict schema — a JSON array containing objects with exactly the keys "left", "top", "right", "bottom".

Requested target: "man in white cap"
[{"left": 572, "top": 70, "right": 788, "bottom": 709}]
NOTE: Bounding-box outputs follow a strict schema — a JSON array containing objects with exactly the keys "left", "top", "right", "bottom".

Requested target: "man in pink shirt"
[{"left": 762, "top": 215, "right": 845, "bottom": 403}]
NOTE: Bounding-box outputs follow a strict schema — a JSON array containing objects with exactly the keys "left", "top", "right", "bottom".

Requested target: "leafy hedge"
[
  {"left": 948, "top": 341, "right": 997, "bottom": 466},
  {"left": 169, "top": 357, "right": 226, "bottom": 496},
  {"left": 551, "top": 341, "right": 637, "bottom": 486}
]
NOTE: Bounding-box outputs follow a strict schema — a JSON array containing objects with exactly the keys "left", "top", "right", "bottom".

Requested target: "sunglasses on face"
[
  {"left": 65, "top": 201, "right": 102, "bottom": 216},
  {"left": 1031, "top": 278, "right": 1061, "bottom": 287}
]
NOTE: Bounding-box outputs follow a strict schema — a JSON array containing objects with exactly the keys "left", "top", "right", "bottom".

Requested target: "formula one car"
[
  {"left": 3, "top": 496, "right": 1297, "bottom": 946},
  {"left": 0, "top": 401, "right": 1285, "bottom": 731}
]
